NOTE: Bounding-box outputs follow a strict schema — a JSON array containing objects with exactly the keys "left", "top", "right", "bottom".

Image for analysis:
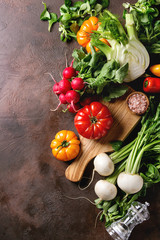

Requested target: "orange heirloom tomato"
[
  {"left": 50, "top": 130, "right": 80, "bottom": 161},
  {"left": 77, "top": 17, "right": 110, "bottom": 53},
  {"left": 77, "top": 16, "right": 99, "bottom": 47},
  {"left": 150, "top": 64, "right": 160, "bottom": 77}
]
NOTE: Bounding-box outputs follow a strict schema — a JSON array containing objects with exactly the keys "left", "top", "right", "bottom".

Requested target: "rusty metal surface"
[{"left": 0, "top": 1, "right": 160, "bottom": 240}]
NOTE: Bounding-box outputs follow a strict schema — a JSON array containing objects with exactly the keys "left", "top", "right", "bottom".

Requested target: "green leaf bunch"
[{"left": 40, "top": 0, "right": 110, "bottom": 41}]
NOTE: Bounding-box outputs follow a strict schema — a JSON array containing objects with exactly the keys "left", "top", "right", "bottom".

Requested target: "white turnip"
[
  {"left": 94, "top": 153, "right": 114, "bottom": 177},
  {"left": 79, "top": 153, "right": 114, "bottom": 190},
  {"left": 117, "top": 172, "right": 143, "bottom": 194},
  {"left": 94, "top": 180, "right": 117, "bottom": 201}
]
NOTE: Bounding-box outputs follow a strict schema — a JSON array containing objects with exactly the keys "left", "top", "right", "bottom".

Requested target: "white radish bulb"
[
  {"left": 94, "top": 153, "right": 114, "bottom": 176},
  {"left": 94, "top": 180, "right": 117, "bottom": 201},
  {"left": 117, "top": 172, "right": 143, "bottom": 194}
]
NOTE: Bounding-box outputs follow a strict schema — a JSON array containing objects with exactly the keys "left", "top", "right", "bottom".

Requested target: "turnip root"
[
  {"left": 79, "top": 153, "right": 114, "bottom": 190},
  {"left": 94, "top": 153, "right": 114, "bottom": 176},
  {"left": 94, "top": 180, "right": 117, "bottom": 201},
  {"left": 117, "top": 172, "right": 143, "bottom": 194}
]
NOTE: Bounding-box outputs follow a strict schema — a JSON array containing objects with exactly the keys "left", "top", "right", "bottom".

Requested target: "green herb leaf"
[
  {"left": 73, "top": 1, "right": 84, "bottom": 8},
  {"left": 103, "top": 84, "right": 128, "bottom": 102},
  {"left": 110, "top": 140, "right": 123, "bottom": 151},
  {"left": 100, "top": 0, "right": 109, "bottom": 8},
  {"left": 60, "top": 4, "right": 69, "bottom": 14},
  {"left": 61, "top": 13, "right": 72, "bottom": 23},
  {"left": 40, "top": 2, "right": 51, "bottom": 21},
  {"left": 48, "top": 13, "right": 58, "bottom": 32},
  {"left": 65, "top": 0, "right": 72, "bottom": 7},
  {"left": 94, "top": 3, "right": 103, "bottom": 13},
  {"left": 140, "top": 164, "right": 160, "bottom": 183}
]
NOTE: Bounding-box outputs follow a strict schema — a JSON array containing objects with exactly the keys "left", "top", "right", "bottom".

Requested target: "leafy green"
[
  {"left": 140, "top": 164, "right": 160, "bottom": 183},
  {"left": 65, "top": 0, "right": 72, "bottom": 7},
  {"left": 110, "top": 140, "right": 123, "bottom": 151},
  {"left": 40, "top": 0, "right": 110, "bottom": 42},
  {"left": 72, "top": 48, "right": 128, "bottom": 100},
  {"left": 102, "top": 84, "right": 128, "bottom": 101},
  {"left": 40, "top": 2, "right": 51, "bottom": 20},
  {"left": 48, "top": 13, "right": 58, "bottom": 32},
  {"left": 123, "top": 0, "right": 160, "bottom": 54},
  {"left": 86, "top": 61, "right": 128, "bottom": 94}
]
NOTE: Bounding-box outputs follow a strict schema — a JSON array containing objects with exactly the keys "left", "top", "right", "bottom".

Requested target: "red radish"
[
  {"left": 71, "top": 78, "right": 85, "bottom": 90},
  {"left": 62, "top": 67, "right": 77, "bottom": 80},
  {"left": 50, "top": 93, "right": 67, "bottom": 111},
  {"left": 62, "top": 58, "right": 77, "bottom": 80},
  {"left": 67, "top": 103, "right": 81, "bottom": 113},
  {"left": 59, "top": 79, "right": 71, "bottom": 94},
  {"left": 65, "top": 90, "right": 80, "bottom": 104},
  {"left": 53, "top": 84, "right": 61, "bottom": 95},
  {"left": 45, "top": 72, "right": 61, "bottom": 95}
]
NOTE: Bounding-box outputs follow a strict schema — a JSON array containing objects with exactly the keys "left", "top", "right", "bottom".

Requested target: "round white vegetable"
[
  {"left": 94, "top": 153, "right": 114, "bottom": 176},
  {"left": 117, "top": 172, "right": 143, "bottom": 194},
  {"left": 94, "top": 180, "right": 117, "bottom": 201}
]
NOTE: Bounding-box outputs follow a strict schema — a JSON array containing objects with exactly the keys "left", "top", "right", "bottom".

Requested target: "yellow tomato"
[
  {"left": 50, "top": 130, "right": 80, "bottom": 161},
  {"left": 77, "top": 16, "right": 99, "bottom": 48},
  {"left": 77, "top": 17, "right": 110, "bottom": 53},
  {"left": 150, "top": 64, "right": 160, "bottom": 77}
]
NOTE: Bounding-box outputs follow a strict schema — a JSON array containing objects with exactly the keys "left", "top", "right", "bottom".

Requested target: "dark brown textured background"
[{"left": 0, "top": 0, "right": 160, "bottom": 240}]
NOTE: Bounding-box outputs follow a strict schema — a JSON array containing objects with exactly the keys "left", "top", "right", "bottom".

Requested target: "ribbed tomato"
[
  {"left": 74, "top": 102, "right": 113, "bottom": 139},
  {"left": 50, "top": 130, "right": 80, "bottom": 161},
  {"left": 77, "top": 16, "right": 99, "bottom": 47}
]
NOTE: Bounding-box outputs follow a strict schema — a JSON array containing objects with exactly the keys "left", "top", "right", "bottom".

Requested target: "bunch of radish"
[{"left": 48, "top": 60, "right": 88, "bottom": 113}]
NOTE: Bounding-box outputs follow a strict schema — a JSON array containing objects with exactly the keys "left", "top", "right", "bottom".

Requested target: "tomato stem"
[
  {"left": 57, "top": 140, "right": 70, "bottom": 149},
  {"left": 90, "top": 116, "right": 97, "bottom": 124}
]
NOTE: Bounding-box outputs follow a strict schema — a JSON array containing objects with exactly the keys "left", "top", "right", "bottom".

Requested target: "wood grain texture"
[{"left": 65, "top": 87, "right": 141, "bottom": 182}]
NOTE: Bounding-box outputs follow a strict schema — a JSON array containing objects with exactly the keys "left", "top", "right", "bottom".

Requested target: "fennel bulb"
[{"left": 91, "top": 11, "right": 150, "bottom": 82}]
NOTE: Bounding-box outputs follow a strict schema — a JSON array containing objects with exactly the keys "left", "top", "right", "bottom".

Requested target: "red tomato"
[{"left": 74, "top": 102, "right": 113, "bottom": 139}]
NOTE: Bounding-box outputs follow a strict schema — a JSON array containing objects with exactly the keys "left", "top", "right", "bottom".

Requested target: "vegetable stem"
[
  {"left": 125, "top": 14, "right": 138, "bottom": 40},
  {"left": 107, "top": 161, "right": 126, "bottom": 184},
  {"left": 110, "top": 139, "right": 136, "bottom": 164}
]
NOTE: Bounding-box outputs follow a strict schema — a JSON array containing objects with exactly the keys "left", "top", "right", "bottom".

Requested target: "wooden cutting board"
[{"left": 65, "top": 87, "right": 141, "bottom": 182}]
